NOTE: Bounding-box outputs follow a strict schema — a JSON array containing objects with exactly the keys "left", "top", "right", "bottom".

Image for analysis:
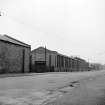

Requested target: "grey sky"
[{"left": 0, "top": 0, "right": 105, "bottom": 64}]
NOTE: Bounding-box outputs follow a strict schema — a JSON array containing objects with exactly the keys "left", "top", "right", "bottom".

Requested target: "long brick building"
[{"left": 31, "top": 46, "right": 89, "bottom": 72}]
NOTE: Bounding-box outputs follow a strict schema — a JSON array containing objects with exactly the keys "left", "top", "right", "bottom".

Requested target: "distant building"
[
  {"left": 74, "top": 57, "right": 89, "bottom": 71},
  {"left": 31, "top": 47, "right": 57, "bottom": 72},
  {"left": 31, "top": 46, "right": 89, "bottom": 72},
  {"left": 0, "top": 34, "right": 31, "bottom": 73},
  {"left": 89, "top": 63, "right": 103, "bottom": 70}
]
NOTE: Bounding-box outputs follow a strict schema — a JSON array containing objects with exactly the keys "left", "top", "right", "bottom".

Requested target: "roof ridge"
[
  {"left": 4, "top": 35, "right": 30, "bottom": 47},
  {"left": 32, "top": 46, "right": 57, "bottom": 53}
]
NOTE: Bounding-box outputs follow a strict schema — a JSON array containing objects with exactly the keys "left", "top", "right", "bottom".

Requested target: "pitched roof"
[
  {"left": 32, "top": 46, "right": 57, "bottom": 54},
  {"left": 0, "top": 34, "right": 30, "bottom": 48}
]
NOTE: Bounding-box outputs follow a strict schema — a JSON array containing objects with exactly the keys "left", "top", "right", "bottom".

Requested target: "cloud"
[{"left": 0, "top": 0, "right": 105, "bottom": 63}]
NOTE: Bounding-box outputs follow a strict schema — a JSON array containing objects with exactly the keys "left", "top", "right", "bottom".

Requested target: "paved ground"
[
  {"left": 0, "top": 70, "right": 105, "bottom": 105},
  {"left": 44, "top": 72, "right": 105, "bottom": 105}
]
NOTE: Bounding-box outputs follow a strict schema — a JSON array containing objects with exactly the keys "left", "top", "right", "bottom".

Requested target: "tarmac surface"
[
  {"left": 0, "top": 70, "right": 105, "bottom": 105},
  {"left": 44, "top": 72, "right": 105, "bottom": 105}
]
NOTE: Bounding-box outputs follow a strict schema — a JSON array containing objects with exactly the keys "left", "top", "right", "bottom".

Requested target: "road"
[{"left": 0, "top": 70, "right": 105, "bottom": 105}]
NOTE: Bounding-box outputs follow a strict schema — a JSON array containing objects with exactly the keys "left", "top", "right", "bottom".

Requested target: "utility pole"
[
  {"left": 0, "top": 11, "right": 2, "bottom": 16},
  {"left": 88, "top": 59, "right": 90, "bottom": 71},
  {"left": 45, "top": 46, "right": 47, "bottom": 71}
]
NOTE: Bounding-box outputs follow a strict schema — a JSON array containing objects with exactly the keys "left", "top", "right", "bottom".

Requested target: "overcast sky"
[{"left": 0, "top": 0, "right": 105, "bottom": 64}]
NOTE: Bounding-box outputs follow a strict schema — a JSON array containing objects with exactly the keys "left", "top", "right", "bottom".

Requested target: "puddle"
[
  {"left": 47, "top": 80, "right": 80, "bottom": 95},
  {"left": 69, "top": 81, "right": 80, "bottom": 88}
]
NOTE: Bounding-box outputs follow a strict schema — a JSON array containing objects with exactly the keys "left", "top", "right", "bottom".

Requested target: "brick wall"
[
  {"left": 0, "top": 41, "right": 30, "bottom": 73},
  {"left": 31, "top": 48, "right": 57, "bottom": 72}
]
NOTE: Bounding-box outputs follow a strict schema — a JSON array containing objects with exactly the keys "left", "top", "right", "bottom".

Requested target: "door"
[{"left": 35, "top": 61, "right": 46, "bottom": 73}]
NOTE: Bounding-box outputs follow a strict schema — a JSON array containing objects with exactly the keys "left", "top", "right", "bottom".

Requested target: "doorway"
[{"left": 35, "top": 61, "right": 46, "bottom": 73}]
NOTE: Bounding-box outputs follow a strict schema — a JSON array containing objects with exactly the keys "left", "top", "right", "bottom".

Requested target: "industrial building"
[
  {"left": 31, "top": 47, "right": 89, "bottom": 72},
  {"left": 0, "top": 34, "right": 31, "bottom": 73},
  {"left": 31, "top": 47, "right": 57, "bottom": 72}
]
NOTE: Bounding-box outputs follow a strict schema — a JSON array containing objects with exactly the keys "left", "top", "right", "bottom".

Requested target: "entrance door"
[{"left": 35, "top": 61, "right": 46, "bottom": 73}]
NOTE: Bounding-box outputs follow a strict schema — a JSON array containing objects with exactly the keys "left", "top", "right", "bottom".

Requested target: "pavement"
[
  {"left": 0, "top": 70, "right": 104, "bottom": 105},
  {"left": 44, "top": 72, "right": 105, "bottom": 105}
]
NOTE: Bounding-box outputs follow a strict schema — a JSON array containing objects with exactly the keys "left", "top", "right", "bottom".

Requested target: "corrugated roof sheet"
[{"left": 0, "top": 34, "right": 30, "bottom": 48}]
